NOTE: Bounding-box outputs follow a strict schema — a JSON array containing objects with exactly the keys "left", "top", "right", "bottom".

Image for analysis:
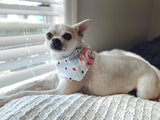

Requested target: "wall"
[
  {"left": 148, "top": 0, "right": 160, "bottom": 40},
  {"left": 78, "top": 0, "right": 153, "bottom": 51}
]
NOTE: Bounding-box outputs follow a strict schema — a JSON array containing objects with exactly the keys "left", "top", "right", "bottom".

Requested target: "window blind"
[{"left": 0, "top": 0, "right": 65, "bottom": 88}]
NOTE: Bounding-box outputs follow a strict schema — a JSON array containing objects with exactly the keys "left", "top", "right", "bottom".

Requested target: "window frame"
[
  {"left": 65, "top": 0, "right": 78, "bottom": 25},
  {"left": 0, "top": 0, "right": 78, "bottom": 88}
]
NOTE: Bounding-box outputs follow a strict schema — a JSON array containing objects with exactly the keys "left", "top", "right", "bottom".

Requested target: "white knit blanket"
[{"left": 0, "top": 93, "right": 160, "bottom": 120}]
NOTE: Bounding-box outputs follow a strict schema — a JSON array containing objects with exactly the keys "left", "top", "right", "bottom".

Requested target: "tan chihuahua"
[{"left": 1, "top": 19, "right": 160, "bottom": 107}]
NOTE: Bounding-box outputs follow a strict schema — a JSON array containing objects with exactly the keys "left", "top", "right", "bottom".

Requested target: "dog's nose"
[{"left": 52, "top": 38, "right": 62, "bottom": 50}]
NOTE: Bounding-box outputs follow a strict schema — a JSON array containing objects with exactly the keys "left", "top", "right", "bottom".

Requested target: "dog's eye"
[
  {"left": 63, "top": 33, "right": 72, "bottom": 40},
  {"left": 46, "top": 32, "right": 53, "bottom": 40}
]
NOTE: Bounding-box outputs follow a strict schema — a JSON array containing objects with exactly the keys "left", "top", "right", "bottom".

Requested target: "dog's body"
[
  {"left": 81, "top": 52, "right": 159, "bottom": 98},
  {"left": 0, "top": 19, "right": 160, "bottom": 107}
]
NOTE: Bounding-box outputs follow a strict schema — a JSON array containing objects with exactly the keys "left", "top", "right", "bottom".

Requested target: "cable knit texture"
[{"left": 0, "top": 93, "right": 160, "bottom": 120}]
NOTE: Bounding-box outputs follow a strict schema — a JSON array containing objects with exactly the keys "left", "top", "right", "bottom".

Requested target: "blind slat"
[
  {"left": 0, "top": 34, "right": 45, "bottom": 47},
  {"left": 0, "top": 54, "right": 51, "bottom": 72},
  {"left": 0, "top": 45, "right": 48, "bottom": 61},
  {"left": 0, "top": 9, "right": 59, "bottom": 16},
  {"left": 0, "top": 23, "right": 52, "bottom": 31},
  {"left": 0, "top": 3, "right": 50, "bottom": 12},
  {"left": 23, "top": 0, "right": 59, "bottom": 4},
  {"left": 0, "top": 62, "right": 55, "bottom": 88}
]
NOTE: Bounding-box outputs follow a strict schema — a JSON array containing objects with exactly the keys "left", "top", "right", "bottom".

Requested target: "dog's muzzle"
[{"left": 52, "top": 38, "right": 62, "bottom": 50}]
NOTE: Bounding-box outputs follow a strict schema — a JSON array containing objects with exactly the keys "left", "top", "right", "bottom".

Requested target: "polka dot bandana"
[{"left": 55, "top": 46, "right": 95, "bottom": 81}]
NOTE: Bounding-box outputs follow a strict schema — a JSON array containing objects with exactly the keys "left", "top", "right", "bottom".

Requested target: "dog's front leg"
[
  {"left": 0, "top": 78, "right": 84, "bottom": 107},
  {"left": 1, "top": 71, "right": 59, "bottom": 97}
]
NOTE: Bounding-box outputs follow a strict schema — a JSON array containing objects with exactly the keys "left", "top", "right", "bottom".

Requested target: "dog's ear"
[{"left": 73, "top": 19, "right": 91, "bottom": 37}]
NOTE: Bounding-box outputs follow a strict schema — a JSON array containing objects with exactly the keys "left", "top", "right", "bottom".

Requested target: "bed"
[{"left": 0, "top": 49, "right": 160, "bottom": 120}]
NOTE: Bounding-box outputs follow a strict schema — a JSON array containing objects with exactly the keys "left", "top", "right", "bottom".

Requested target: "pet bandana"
[{"left": 55, "top": 46, "right": 95, "bottom": 81}]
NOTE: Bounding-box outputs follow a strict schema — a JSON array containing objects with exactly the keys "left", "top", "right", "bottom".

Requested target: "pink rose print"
[{"left": 78, "top": 47, "right": 95, "bottom": 68}]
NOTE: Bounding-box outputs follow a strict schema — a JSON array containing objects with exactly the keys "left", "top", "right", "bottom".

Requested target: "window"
[{"left": 0, "top": 0, "right": 77, "bottom": 88}]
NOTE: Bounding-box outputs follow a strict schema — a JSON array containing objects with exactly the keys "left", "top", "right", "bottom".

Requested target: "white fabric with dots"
[
  {"left": 55, "top": 46, "right": 95, "bottom": 81},
  {"left": 0, "top": 93, "right": 160, "bottom": 120}
]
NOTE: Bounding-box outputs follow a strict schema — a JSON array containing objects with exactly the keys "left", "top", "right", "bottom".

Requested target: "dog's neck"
[{"left": 50, "top": 41, "right": 88, "bottom": 60}]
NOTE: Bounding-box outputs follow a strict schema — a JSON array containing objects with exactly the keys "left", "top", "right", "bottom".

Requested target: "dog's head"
[{"left": 45, "top": 19, "right": 91, "bottom": 60}]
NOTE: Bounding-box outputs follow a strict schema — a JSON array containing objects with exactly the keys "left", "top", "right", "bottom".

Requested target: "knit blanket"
[{"left": 0, "top": 93, "right": 160, "bottom": 120}]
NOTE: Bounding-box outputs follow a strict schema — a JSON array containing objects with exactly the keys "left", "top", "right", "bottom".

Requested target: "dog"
[{"left": 1, "top": 19, "right": 160, "bottom": 107}]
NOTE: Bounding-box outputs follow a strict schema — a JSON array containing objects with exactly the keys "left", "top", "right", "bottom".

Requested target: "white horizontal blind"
[{"left": 0, "top": 0, "right": 65, "bottom": 88}]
